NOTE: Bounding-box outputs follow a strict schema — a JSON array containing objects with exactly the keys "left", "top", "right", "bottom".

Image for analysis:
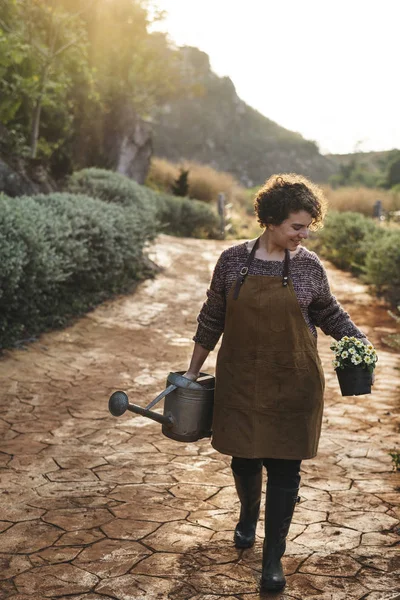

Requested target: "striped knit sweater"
[{"left": 193, "top": 242, "right": 365, "bottom": 351}]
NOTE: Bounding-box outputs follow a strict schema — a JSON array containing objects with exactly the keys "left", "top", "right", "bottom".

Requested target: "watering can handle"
[{"left": 144, "top": 372, "right": 203, "bottom": 410}]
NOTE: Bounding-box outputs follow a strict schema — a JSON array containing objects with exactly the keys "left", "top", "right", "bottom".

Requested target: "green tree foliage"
[
  {"left": 330, "top": 149, "right": 400, "bottom": 190},
  {"left": 86, "top": 0, "right": 182, "bottom": 115},
  {"left": 0, "top": 0, "right": 92, "bottom": 159},
  {"left": 381, "top": 150, "right": 400, "bottom": 189},
  {"left": 329, "top": 158, "right": 380, "bottom": 188},
  {"left": 0, "top": 0, "right": 184, "bottom": 175}
]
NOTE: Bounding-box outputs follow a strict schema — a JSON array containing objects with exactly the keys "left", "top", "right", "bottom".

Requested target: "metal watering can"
[{"left": 108, "top": 371, "right": 215, "bottom": 442}]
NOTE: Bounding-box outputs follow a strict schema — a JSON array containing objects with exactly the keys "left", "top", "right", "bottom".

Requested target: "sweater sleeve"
[
  {"left": 193, "top": 251, "right": 227, "bottom": 351},
  {"left": 308, "top": 257, "right": 366, "bottom": 340}
]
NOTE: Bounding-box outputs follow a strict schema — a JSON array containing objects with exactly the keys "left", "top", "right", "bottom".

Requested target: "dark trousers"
[{"left": 231, "top": 457, "right": 301, "bottom": 489}]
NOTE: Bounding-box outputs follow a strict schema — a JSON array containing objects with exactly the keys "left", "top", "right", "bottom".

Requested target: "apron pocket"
[
  {"left": 215, "top": 359, "right": 255, "bottom": 410},
  {"left": 255, "top": 353, "right": 323, "bottom": 414}
]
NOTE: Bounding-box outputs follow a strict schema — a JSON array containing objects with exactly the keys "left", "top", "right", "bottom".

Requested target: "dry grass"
[
  {"left": 146, "top": 157, "right": 178, "bottom": 193},
  {"left": 322, "top": 185, "right": 400, "bottom": 216},
  {"left": 146, "top": 160, "right": 400, "bottom": 238},
  {"left": 147, "top": 157, "right": 248, "bottom": 204}
]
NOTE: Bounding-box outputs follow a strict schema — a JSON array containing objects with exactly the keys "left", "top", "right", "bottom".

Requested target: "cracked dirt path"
[{"left": 0, "top": 234, "right": 399, "bottom": 600}]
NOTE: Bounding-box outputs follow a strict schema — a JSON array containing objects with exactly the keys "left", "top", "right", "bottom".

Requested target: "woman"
[{"left": 183, "top": 173, "right": 370, "bottom": 592}]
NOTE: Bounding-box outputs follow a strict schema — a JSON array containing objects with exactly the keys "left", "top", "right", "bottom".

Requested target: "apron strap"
[
  {"left": 232, "top": 238, "right": 259, "bottom": 300},
  {"left": 282, "top": 248, "right": 290, "bottom": 287},
  {"left": 233, "top": 239, "right": 291, "bottom": 300}
]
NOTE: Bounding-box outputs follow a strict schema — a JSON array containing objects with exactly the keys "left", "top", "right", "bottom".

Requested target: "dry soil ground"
[{"left": 0, "top": 234, "right": 399, "bottom": 600}]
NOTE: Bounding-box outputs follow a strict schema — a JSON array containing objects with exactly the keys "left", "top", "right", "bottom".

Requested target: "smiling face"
[{"left": 268, "top": 210, "right": 313, "bottom": 251}]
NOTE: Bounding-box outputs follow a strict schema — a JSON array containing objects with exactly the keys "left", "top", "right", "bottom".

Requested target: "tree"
[
  {"left": 0, "top": 0, "right": 93, "bottom": 159},
  {"left": 70, "top": 0, "right": 186, "bottom": 169},
  {"left": 384, "top": 151, "right": 400, "bottom": 189},
  {"left": 172, "top": 169, "right": 189, "bottom": 196},
  {"left": 0, "top": 0, "right": 186, "bottom": 177}
]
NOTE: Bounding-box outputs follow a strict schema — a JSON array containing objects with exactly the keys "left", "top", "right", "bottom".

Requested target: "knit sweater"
[{"left": 193, "top": 242, "right": 365, "bottom": 351}]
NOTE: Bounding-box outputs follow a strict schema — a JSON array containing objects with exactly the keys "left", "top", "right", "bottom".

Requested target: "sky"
[{"left": 150, "top": 0, "right": 400, "bottom": 155}]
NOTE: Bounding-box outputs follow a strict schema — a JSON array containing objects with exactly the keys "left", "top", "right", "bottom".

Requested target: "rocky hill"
[{"left": 152, "top": 47, "right": 338, "bottom": 186}]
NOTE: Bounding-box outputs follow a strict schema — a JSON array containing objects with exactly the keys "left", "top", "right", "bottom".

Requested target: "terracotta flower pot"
[{"left": 336, "top": 365, "right": 372, "bottom": 396}]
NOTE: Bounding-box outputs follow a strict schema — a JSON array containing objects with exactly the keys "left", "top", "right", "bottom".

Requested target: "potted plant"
[{"left": 330, "top": 336, "right": 378, "bottom": 396}]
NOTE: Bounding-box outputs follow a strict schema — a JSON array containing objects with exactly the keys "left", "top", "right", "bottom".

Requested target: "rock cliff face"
[
  {"left": 152, "top": 47, "right": 338, "bottom": 186},
  {"left": 103, "top": 104, "right": 152, "bottom": 185},
  {"left": 0, "top": 156, "right": 56, "bottom": 197}
]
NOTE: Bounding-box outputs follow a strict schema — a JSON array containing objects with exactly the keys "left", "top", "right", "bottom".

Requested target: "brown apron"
[{"left": 212, "top": 240, "right": 325, "bottom": 460}]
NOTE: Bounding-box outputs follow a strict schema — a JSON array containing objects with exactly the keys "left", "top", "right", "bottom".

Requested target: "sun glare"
[{"left": 151, "top": 0, "right": 400, "bottom": 154}]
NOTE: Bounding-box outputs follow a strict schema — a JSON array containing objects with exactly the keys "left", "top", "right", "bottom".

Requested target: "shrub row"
[
  {"left": 67, "top": 168, "right": 220, "bottom": 238},
  {"left": 0, "top": 169, "right": 220, "bottom": 348},
  {"left": 0, "top": 192, "right": 155, "bottom": 348},
  {"left": 313, "top": 211, "right": 400, "bottom": 305}
]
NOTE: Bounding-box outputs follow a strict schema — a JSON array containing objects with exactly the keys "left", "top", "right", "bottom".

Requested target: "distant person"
[
  {"left": 184, "top": 173, "right": 371, "bottom": 592},
  {"left": 372, "top": 199, "right": 383, "bottom": 220}
]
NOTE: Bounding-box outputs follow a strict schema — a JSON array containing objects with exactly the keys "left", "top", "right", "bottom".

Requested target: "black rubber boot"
[
  {"left": 233, "top": 470, "right": 262, "bottom": 548},
  {"left": 260, "top": 485, "right": 300, "bottom": 591}
]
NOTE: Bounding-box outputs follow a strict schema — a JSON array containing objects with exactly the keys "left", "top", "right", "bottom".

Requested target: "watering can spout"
[
  {"left": 108, "top": 390, "right": 174, "bottom": 426},
  {"left": 108, "top": 371, "right": 215, "bottom": 442},
  {"left": 108, "top": 372, "right": 207, "bottom": 429}
]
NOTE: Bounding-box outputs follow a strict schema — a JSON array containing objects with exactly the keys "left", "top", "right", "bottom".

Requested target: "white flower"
[
  {"left": 351, "top": 354, "right": 362, "bottom": 365},
  {"left": 332, "top": 336, "right": 378, "bottom": 372}
]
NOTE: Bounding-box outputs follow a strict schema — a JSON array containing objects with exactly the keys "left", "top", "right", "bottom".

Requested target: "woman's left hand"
[{"left": 361, "top": 338, "right": 376, "bottom": 385}]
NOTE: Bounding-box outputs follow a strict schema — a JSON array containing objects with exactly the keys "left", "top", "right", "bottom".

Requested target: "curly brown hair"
[{"left": 254, "top": 173, "right": 328, "bottom": 231}]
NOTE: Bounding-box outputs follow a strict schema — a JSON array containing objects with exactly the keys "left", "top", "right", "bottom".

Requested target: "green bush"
[
  {"left": 67, "top": 168, "right": 158, "bottom": 236},
  {"left": 67, "top": 167, "right": 219, "bottom": 239},
  {"left": 1, "top": 170, "right": 220, "bottom": 348},
  {"left": 68, "top": 168, "right": 157, "bottom": 209},
  {"left": 315, "top": 211, "right": 383, "bottom": 273},
  {"left": 156, "top": 193, "right": 219, "bottom": 238},
  {"left": 364, "top": 230, "right": 400, "bottom": 305},
  {"left": 0, "top": 192, "right": 153, "bottom": 348},
  {"left": 0, "top": 193, "right": 67, "bottom": 344}
]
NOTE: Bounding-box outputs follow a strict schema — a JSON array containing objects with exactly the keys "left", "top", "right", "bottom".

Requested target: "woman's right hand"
[{"left": 182, "top": 371, "right": 199, "bottom": 381}]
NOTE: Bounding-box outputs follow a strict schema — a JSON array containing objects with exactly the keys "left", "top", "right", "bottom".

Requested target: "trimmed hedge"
[
  {"left": 313, "top": 210, "right": 400, "bottom": 305},
  {"left": 314, "top": 211, "right": 383, "bottom": 274},
  {"left": 0, "top": 192, "right": 154, "bottom": 348},
  {"left": 155, "top": 192, "right": 220, "bottom": 238},
  {"left": 364, "top": 230, "right": 400, "bottom": 305},
  {"left": 67, "top": 168, "right": 219, "bottom": 238},
  {"left": 1, "top": 169, "right": 220, "bottom": 348}
]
